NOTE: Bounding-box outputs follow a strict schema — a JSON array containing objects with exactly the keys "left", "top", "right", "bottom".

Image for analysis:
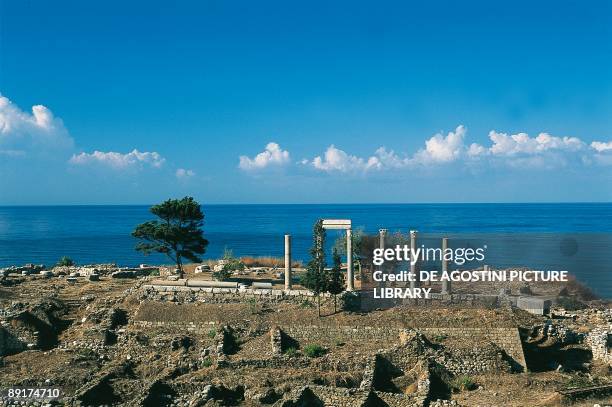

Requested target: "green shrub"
[
  {"left": 222, "top": 248, "right": 245, "bottom": 271},
  {"left": 213, "top": 248, "right": 245, "bottom": 281},
  {"left": 76, "top": 348, "right": 96, "bottom": 359},
  {"left": 207, "top": 329, "right": 217, "bottom": 339},
  {"left": 303, "top": 344, "right": 326, "bottom": 358},
  {"left": 453, "top": 375, "right": 477, "bottom": 391},
  {"left": 284, "top": 347, "right": 298, "bottom": 357},
  {"left": 223, "top": 258, "right": 245, "bottom": 272},
  {"left": 340, "top": 291, "right": 361, "bottom": 312},
  {"left": 201, "top": 357, "right": 213, "bottom": 367},
  {"left": 57, "top": 256, "right": 75, "bottom": 267},
  {"left": 565, "top": 375, "right": 600, "bottom": 388},
  {"left": 247, "top": 297, "right": 261, "bottom": 315},
  {"left": 432, "top": 334, "right": 448, "bottom": 342},
  {"left": 212, "top": 268, "right": 232, "bottom": 281},
  {"left": 300, "top": 300, "right": 314, "bottom": 309}
]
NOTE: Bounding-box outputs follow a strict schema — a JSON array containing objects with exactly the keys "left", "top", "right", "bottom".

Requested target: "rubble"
[{"left": 0, "top": 270, "right": 610, "bottom": 406}]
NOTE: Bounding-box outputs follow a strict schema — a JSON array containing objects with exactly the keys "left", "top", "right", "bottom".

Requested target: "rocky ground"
[{"left": 0, "top": 265, "right": 611, "bottom": 406}]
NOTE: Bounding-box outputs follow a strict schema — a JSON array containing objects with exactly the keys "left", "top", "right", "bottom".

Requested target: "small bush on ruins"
[
  {"left": 284, "top": 346, "right": 298, "bottom": 357},
  {"left": 299, "top": 299, "right": 314, "bottom": 308},
  {"left": 201, "top": 357, "right": 213, "bottom": 367},
  {"left": 207, "top": 329, "right": 217, "bottom": 339},
  {"left": 565, "top": 374, "right": 602, "bottom": 389},
  {"left": 222, "top": 248, "right": 245, "bottom": 271},
  {"left": 432, "top": 334, "right": 448, "bottom": 342},
  {"left": 452, "top": 375, "right": 477, "bottom": 392},
  {"left": 75, "top": 348, "right": 97, "bottom": 361},
  {"left": 303, "top": 344, "right": 326, "bottom": 358},
  {"left": 247, "top": 297, "right": 261, "bottom": 315},
  {"left": 213, "top": 268, "right": 232, "bottom": 281},
  {"left": 56, "top": 256, "right": 75, "bottom": 267},
  {"left": 214, "top": 248, "right": 245, "bottom": 281},
  {"left": 340, "top": 291, "right": 361, "bottom": 312}
]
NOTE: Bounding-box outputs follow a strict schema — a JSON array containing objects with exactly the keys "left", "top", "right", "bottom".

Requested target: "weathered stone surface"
[{"left": 586, "top": 328, "right": 612, "bottom": 365}]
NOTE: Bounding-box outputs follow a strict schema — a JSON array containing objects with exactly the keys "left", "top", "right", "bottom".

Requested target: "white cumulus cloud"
[
  {"left": 0, "top": 94, "right": 74, "bottom": 153},
  {"left": 176, "top": 168, "right": 195, "bottom": 179},
  {"left": 311, "top": 145, "right": 381, "bottom": 172},
  {"left": 372, "top": 147, "right": 412, "bottom": 169},
  {"left": 308, "top": 126, "right": 469, "bottom": 173},
  {"left": 589, "top": 140, "right": 612, "bottom": 166},
  {"left": 242, "top": 127, "right": 612, "bottom": 177},
  {"left": 69, "top": 149, "right": 165, "bottom": 170},
  {"left": 487, "top": 131, "right": 584, "bottom": 156},
  {"left": 413, "top": 125, "right": 467, "bottom": 163},
  {"left": 591, "top": 141, "right": 612, "bottom": 152},
  {"left": 239, "top": 142, "right": 290, "bottom": 171},
  {"left": 467, "top": 143, "right": 486, "bottom": 157}
]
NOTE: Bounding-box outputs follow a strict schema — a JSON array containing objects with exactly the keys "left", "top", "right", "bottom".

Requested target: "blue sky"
[{"left": 0, "top": 0, "right": 611, "bottom": 204}]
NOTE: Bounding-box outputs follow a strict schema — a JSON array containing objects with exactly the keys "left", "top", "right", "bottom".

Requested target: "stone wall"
[
  {"left": 357, "top": 288, "right": 502, "bottom": 310},
  {"left": 133, "top": 321, "right": 527, "bottom": 373},
  {"left": 282, "top": 325, "right": 526, "bottom": 372},
  {"left": 586, "top": 328, "right": 612, "bottom": 365},
  {"left": 419, "top": 327, "right": 527, "bottom": 372},
  {"left": 224, "top": 357, "right": 367, "bottom": 373},
  {"left": 132, "top": 320, "right": 527, "bottom": 373},
  {"left": 374, "top": 391, "right": 424, "bottom": 407},
  {"left": 0, "top": 326, "right": 26, "bottom": 356},
  {"left": 277, "top": 385, "right": 423, "bottom": 407},
  {"left": 283, "top": 325, "right": 399, "bottom": 346},
  {"left": 431, "top": 344, "right": 510, "bottom": 375},
  {"left": 141, "top": 284, "right": 328, "bottom": 304},
  {"left": 270, "top": 326, "right": 282, "bottom": 355},
  {"left": 133, "top": 320, "right": 218, "bottom": 335}
]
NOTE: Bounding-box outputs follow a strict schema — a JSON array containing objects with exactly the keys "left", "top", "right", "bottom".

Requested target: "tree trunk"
[
  {"left": 334, "top": 295, "right": 337, "bottom": 314},
  {"left": 177, "top": 252, "right": 183, "bottom": 279},
  {"left": 317, "top": 294, "right": 321, "bottom": 317}
]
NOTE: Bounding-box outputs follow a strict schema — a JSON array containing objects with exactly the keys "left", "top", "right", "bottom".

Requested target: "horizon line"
[{"left": 0, "top": 201, "right": 611, "bottom": 207}]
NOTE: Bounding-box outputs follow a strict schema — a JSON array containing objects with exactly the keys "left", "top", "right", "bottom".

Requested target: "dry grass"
[
  {"left": 239, "top": 256, "right": 302, "bottom": 269},
  {"left": 183, "top": 257, "right": 302, "bottom": 272}
]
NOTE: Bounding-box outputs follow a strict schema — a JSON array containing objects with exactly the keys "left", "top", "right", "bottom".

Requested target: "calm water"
[{"left": 0, "top": 204, "right": 610, "bottom": 297}]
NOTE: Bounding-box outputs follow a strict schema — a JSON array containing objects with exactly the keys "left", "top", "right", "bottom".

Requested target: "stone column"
[
  {"left": 379, "top": 229, "right": 387, "bottom": 250},
  {"left": 441, "top": 237, "right": 451, "bottom": 294},
  {"left": 284, "top": 234, "right": 292, "bottom": 290},
  {"left": 379, "top": 228, "right": 388, "bottom": 288},
  {"left": 346, "top": 229, "right": 354, "bottom": 291},
  {"left": 410, "top": 230, "right": 419, "bottom": 290}
]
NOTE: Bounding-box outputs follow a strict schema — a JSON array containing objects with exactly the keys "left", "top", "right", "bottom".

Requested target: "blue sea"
[{"left": 0, "top": 204, "right": 610, "bottom": 297}]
